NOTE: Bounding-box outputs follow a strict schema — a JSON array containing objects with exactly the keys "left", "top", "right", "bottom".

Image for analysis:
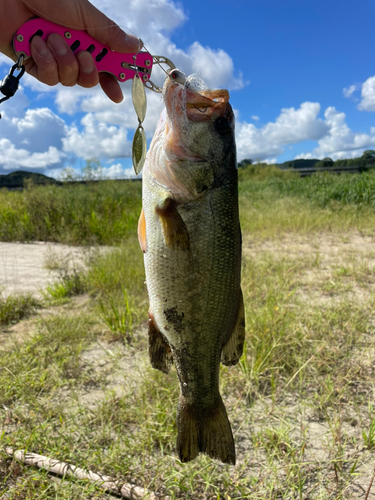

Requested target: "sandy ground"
[{"left": 0, "top": 242, "right": 89, "bottom": 298}]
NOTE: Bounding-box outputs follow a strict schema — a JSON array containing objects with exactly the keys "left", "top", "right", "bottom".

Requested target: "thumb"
[{"left": 79, "top": 0, "right": 141, "bottom": 53}]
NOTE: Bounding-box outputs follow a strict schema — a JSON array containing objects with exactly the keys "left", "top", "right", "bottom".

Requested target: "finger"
[
  {"left": 23, "top": 0, "right": 141, "bottom": 54},
  {"left": 76, "top": 51, "right": 99, "bottom": 88},
  {"left": 47, "top": 33, "right": 80, "bottom": 87},
  {"left": 30, "top": 35, "right": 59, "bottom": 86},
  {"left": 99, "top": 73, "right": 123, "bottom": 103},
  {"left": 77, "top": 0, "right": 141, "bottom": 54},
  {"left": 87, "top": 21, "right": 141, "bottom": 54}
]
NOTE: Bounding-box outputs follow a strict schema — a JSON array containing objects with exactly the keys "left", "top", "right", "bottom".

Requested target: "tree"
[
  {"left": 59, "top": 166, "right": 78, "bottom": 182},
  {"left": 361, "top": 150, "right": 375, "bottom": 165},
  {"left": 316, "top": 157, "right": 334, "bottom": 168},
  {"left": 362, "top": 149, "right": 375, "bottom": 158},
  {"left": 82, "top": 159, "right": 103, "bottom": 181},
  {"left": 238, "top": 159, "right": 253, "bottom": 169}
]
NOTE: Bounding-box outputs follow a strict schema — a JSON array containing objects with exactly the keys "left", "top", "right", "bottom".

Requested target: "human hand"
[{"left": 0, "top": 0, "right": 141, "bottom": 102}]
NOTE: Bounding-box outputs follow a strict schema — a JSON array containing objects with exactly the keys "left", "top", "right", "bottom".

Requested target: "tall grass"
[
  {"left": 239, "top": 169, "right": 375, "bottom": 236},
  {"left": 239, "top": 168, "right": 375, "bottom": 208},
  {"left": 0, "top": 180, "right": 142, "bottom": 244},
  {"left": 1, "top": 170, "right": 375, "bottom": 245}
]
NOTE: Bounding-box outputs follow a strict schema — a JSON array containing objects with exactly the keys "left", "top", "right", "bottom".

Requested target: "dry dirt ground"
[
  {"left": 0, "top": 242, "right": 89, "bottom": 298},
  {"left": 2, "top": 234, "right": 375, "bottom": 498}
]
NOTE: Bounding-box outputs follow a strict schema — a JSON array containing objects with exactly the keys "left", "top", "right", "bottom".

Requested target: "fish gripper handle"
[{"left": 13, "top": 18, "right": 153, "bottom": 84}]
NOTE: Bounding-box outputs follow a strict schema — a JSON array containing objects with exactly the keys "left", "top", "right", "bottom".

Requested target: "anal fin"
[
  {"left": 221, "top": 288, "right": 245, "bottom": 366},
  {"left": 155, "top": 198, "right": 190, "bottom": 251},
  {"left": 148, "top": 312, "right": 173, "bottom": 374}
]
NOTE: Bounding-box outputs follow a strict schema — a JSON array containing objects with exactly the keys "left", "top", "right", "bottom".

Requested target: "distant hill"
[{"left": 0, "top": 170, "right": 60, "bottom": 188}]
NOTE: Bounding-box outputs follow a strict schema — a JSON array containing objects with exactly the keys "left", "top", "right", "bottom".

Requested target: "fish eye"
[
  {"left": 214, "top": 117, "right": 230, "bottom": 134},
  {"left": 195, "top": 106, "right": 208, "bottom": 113}
]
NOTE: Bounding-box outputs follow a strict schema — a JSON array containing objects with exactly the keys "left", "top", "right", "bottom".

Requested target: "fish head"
[
  {"left": 163, "top": 74, "right": 235, "bottom": 163},
  {"left": 147, "top": 72, "right": 236, "bottom": 201}
]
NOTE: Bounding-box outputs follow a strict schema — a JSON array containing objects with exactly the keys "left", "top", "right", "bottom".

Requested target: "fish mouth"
[{"left": 164, "top": 79, "right": 230, "bottom": 123}]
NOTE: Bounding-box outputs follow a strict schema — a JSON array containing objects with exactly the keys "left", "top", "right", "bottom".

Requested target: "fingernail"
[
  {"left": 48, "top": 33, "right": 68, "bottom": 56},
  {"left": 77, "top": 51, "right": 95, "bottom": 74},
  {"left": 32, "top": 36, "right": 54, "bottom": 61},
  {"left": 126, "top": 33, "right": 142, "bottom": 52}
]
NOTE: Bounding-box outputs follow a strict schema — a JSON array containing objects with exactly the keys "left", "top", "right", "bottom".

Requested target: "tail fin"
[{"left": 176, "top": 395, "right": 236, "bottom": 465}]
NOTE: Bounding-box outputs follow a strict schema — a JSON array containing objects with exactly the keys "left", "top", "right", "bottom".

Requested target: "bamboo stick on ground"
[{"left": 5, "top": 447, "right": 165, "bottom": 500}]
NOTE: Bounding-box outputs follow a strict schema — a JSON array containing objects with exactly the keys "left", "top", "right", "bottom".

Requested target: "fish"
[{"left": 138, "top": 70, "right": 245, "bottom": 465}]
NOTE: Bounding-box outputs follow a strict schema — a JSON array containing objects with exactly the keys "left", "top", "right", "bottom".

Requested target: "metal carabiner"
[
  {"left": 0, "top": 55, "right": 26, "bottom": 118},
  {"left": 144, "top": 56, "right": 176, "bottom": 93}
]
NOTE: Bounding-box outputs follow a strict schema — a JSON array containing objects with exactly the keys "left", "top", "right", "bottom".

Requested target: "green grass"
[
  {"left": 0, "top": 293, "right": 40, "bottom": 327},
  {"left": 2, "top": 171, "right": 375, "bottom": 498},
  {"left": 1, "top": 170, "right": 375, "bottom": 245},
  {"left": 239, "top": 171, "right": 375, "bottom": 237},
  {"left": 0, "top": 180, "right": 142, "bottom": 244},
  {"left": 98, "top": 285, "right": 134, "bottom": 342}
]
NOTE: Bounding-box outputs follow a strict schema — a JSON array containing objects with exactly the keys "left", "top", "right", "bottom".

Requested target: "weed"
[
  {"left": 99, "top": 286, "right": 134, "bottom": 342},
  {"left": 362, "top": 404, "right": 375, "bottom": 450},
  {"left": 0, "top": 293, "right": 39, "bottom": 327},
  {"left": 45, "top": 267, "right": 86, "bottom": 300}
]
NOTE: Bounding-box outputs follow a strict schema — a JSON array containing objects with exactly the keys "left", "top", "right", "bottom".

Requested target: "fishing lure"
[{"left": 1, "top": 17, "right": 176, "bottom": 174}]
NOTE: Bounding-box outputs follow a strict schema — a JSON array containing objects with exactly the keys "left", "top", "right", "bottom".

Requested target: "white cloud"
[
  {"left": 236, "top": 102, "right": 329, "bottom": 162},
  {"left": 237, "top": 103, "right": 375, "bottom": 163},
  {"left": 0, "top": 107, "right": 67, "bottom": 173},
  {"left": 251, "top": 115, "right": 260, "bottom": 121},
  {"left": 187, "top": 42, "right": 247, "bottom": 91},
  {"left": 55, "top": 86, "right": 94, "bottom": 115},
  {"left": 22, "top": 73, "right": 58, "bottom": 94},
  {"left": 358, "top": 75, "right": 375, "bottom": 112},
  {"left": 101, "top": 163, "right": 136, "bottom": 179},
  {"left": 63, "top": 113, "right": 132, "bottom": 158},
  {"left": 46, "top": 162, "right": 135, "bottom": 180},
  {"left": 92, "top": 0, "right": 187, "bottom": 37},
  {"left": 0, "top": 86, "right": 30, "bottom": 118},
  {"left": 0, "top": 139, "right": 65, "bottom": 171},
  {"left": 299, "top": 106, "right": 375, "bottom": 159},
  {"left": 1, "top": 107, "right": 67, "bottom": 152},
  {"left": 343, "top": 84, "right": 359, "bottom": 99}
]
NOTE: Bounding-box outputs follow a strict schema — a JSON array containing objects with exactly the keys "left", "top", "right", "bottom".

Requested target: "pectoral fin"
[
  {"left": 148, "top": 312, "right": 173, "bottom": 374},
  {"left": 221, "top": 289, "right": 245, "bottom": 366},
  {"left": 155, "top": 198, "right": 190, "bottom": 251},
  {"left": 137, "top": 208, "right": 147, "bottom": 253}
]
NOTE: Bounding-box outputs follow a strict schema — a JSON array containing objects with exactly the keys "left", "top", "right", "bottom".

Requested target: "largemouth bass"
[{"left": 138, "top": 70, "right": 245, "bottom": 465}]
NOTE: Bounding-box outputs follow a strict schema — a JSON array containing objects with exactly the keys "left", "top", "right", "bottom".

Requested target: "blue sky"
[{"left": 0, "top": 0, "right": 374, "bottom": 178}]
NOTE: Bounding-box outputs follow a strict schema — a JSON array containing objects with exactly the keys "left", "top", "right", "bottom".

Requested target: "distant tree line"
[{"left": 238, "top": 150, "right": 375, "bottom": 170}]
